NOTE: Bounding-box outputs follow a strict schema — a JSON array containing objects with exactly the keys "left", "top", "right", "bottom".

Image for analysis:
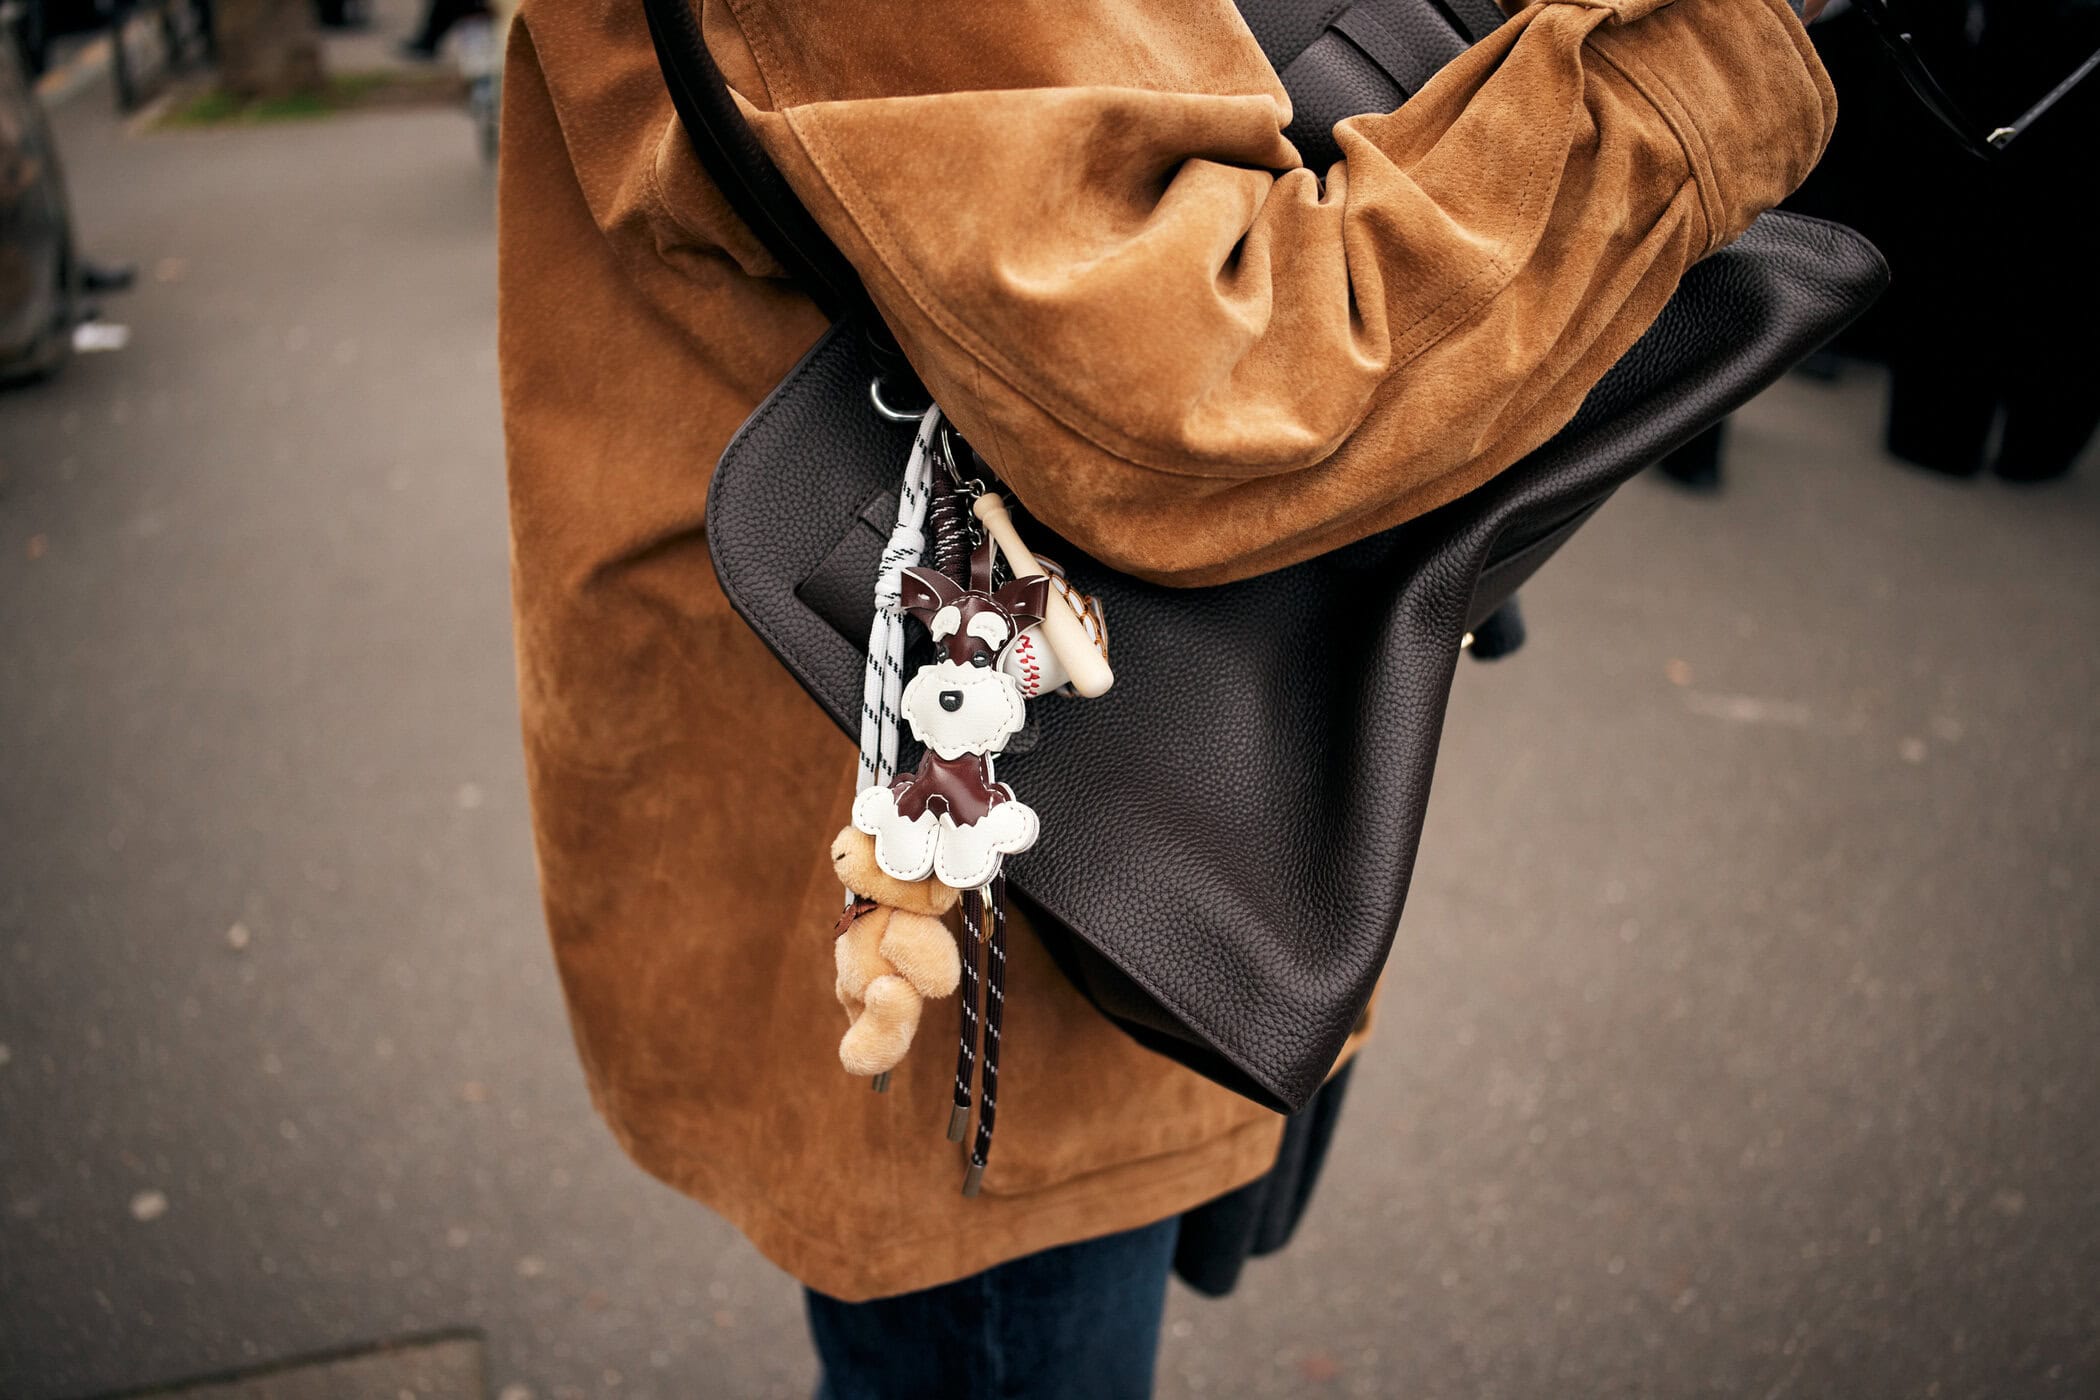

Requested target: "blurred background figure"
[
  {"left": 2, "top": 11, "right": 133, "bottom": 383},
  {"left": 1853, "top": 0, "right": 2100, "bottom": 482},
  {"left": 5, "top": 0, "right": 213, "bottom": 105},
  {"left": 1660, "top": 0, "right": 2100, "bottom": 490},
  {"left": 313, "top": 0, "right": 367, "bottom": 31},
  {"left": 0, "top": 24, "right": 78, "bottom": 380},
  {"left": 396, "top": 0, "right": 484, "bottom": 63}
]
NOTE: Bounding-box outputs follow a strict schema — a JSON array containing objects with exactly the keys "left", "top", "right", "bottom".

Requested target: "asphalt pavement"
[{"left": 2, "top": 42, "right": 2096, "bottom": 1400}]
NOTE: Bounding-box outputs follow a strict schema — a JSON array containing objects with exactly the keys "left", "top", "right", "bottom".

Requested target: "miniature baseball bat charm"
[{"left": 972, "top": 494, "right": 1114, "bottom": 699}]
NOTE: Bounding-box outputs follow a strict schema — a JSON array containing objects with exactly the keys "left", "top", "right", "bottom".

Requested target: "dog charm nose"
[{"left": 939, "top": 690, "right": 965, "bottom": 712}]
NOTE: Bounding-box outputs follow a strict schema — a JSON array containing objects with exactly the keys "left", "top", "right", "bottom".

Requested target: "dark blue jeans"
[{"left": 805, "top": 1217, "right": 1181, "bottom": 1400}]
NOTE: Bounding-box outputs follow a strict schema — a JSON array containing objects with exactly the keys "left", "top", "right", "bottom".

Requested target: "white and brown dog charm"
[{"left": 851, "top": 555, "right": 1050, "bottom": 890}]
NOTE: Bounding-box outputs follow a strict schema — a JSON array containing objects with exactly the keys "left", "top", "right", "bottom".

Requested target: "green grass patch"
[{"left": 161, "top": 69, "right": 459, "bottom": 127}]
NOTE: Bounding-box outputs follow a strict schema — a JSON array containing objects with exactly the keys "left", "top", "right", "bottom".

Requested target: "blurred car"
[{"left": 0, "top": 21, "right": 76, "bottom": 383}]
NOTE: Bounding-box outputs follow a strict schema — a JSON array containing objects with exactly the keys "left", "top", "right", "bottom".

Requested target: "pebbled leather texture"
[
  {"left": 1276, "top": 0, "right": 1502, "bottom": 200},
  {"left": 708, "top": 210, "right": 1890, "bottom": 1113},
  {"left": 1236, "top": 0, "right": 1358, "bottom": 71},
  {"left": 1335, "top": 2, "right": 1469, "bottom": 98},
  {"left": 1282, "top": 30, "right": 1407, "bottom": 172}
]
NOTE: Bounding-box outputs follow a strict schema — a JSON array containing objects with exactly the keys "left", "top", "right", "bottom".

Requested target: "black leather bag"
[{"left": 649, "top": 0, "right": 1889, "bottom": 1112}]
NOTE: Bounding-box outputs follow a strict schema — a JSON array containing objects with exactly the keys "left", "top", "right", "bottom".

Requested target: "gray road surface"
[{"left": 2, "top": 54, "right": 2096, "bottom": 1400}]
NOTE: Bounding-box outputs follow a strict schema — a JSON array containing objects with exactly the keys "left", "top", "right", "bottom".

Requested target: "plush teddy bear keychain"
[{"left": 828, "top": 827, "right": 963, "bottom": 1076}]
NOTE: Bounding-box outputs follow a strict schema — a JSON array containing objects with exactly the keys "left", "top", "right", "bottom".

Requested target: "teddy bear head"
[{"left": 830, "top": 826, "right": 963, "bottom": 916}]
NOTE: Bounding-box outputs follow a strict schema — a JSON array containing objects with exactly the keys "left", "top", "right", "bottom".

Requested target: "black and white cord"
[{"left": 856, "top": 408, "right": 940, "bottom": 796}]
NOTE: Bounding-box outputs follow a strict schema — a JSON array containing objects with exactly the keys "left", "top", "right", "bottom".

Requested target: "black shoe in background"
[{"left": 1657, "top": 419, "right": 1728, "bottom": 492}]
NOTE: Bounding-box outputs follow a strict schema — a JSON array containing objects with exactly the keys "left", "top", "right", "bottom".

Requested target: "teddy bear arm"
[
  {"left": 838, "top": 975, "right": 923, "bottom": 1077},
  {"left": 879, "top": 910, "right": 962, "bottom": 999},
  {"left": 834, "top": 914, "right": 893, "bottom": 1002}
]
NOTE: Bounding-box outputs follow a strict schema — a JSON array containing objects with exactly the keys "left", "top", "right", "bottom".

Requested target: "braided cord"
[
  {"left": 856, "top": 408, "right": 941, "bottom": 796},
  {"left": 924, "top": 446, "right": 1008, "bottom": 1185},
  {"left": 927, "top": 466, "right": 972, "bottom": 580},
  {"left": 966, "top": 877, "right": 1009, "bottom": 1193},
  {"left": 855, "top": 411, "right": 939, "bottom": 1098},
  {"left": 950, "top": 887, "right": 983, "bottom": 1144}
]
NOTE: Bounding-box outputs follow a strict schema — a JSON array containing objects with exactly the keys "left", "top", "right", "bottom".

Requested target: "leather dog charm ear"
[
  {"left": 899, "top": 566, "right": 966, "bottom": 630},
  {"left": 992, "top": 575, "right": 1049, "bottom": 632},
  {"left": 853, "top": 565, "right": 1046, "bottom": 890}
]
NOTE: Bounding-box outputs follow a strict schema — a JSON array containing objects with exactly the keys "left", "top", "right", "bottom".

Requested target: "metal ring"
[
  {"left": 936, "top": 426, "right": 985, "bottom": 497},
  {"left": 869, "top": 376, "right": 928, "bottom": 423}
]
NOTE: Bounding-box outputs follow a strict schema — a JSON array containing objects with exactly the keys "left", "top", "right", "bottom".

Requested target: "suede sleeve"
[{"left": 702, "top": 0, "right": 1833, "bottom": 585}]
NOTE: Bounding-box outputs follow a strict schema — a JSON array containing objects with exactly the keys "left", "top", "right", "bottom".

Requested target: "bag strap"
[
  {"left": 641, "top": 0, "right": 873, "bottom": 325},
  {"left": 1437, "top": 0, "right": 1508, "bottom": 44},
  {"left": 1332, "top": 0, "right": 1471, "bottom": 95}
]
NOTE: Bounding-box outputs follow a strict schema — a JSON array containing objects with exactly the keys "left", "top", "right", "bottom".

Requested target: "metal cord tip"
[
  {"left": 961, "top": 1162, "right": 985, "bottom": 1197},
  {"left": 946, "top": 1105, "right": 969, "bottom": 1142}
]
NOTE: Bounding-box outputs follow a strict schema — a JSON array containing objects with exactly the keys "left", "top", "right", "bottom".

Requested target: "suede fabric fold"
[
  {"left": 497, "top": 0, "right": 1831, "bottom": 1299},
  {"left": 718, "top": 0, "right": 1832, "bottom": 582}
]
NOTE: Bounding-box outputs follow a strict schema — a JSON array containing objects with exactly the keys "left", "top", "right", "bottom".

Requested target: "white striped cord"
[{"left": 856, "top": 406, "right": 941, "bottom": 797}]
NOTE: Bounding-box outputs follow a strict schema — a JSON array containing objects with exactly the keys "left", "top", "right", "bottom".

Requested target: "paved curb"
[
  {"left": 33, "top": 33, "right": 111, "bottom": 106},
  {"left": 92, "top": 1334, "right": 485, "bottom": 1400}
]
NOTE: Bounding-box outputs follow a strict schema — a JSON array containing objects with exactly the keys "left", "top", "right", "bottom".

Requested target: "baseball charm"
[{"left": 972, "top": 494, "right": 1114, "bottom": 699}]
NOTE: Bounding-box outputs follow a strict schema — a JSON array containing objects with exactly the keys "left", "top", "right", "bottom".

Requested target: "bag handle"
[{"left": 1437, "top": 0, "right": 1507, "bottom": 43}]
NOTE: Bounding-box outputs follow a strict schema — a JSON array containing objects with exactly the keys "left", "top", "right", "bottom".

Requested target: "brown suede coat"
[{"left": 497, "top": 0, "right": 1833, "bottom": 1301}]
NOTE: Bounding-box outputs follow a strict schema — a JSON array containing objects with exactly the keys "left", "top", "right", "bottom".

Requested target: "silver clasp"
[{"left": 869, "top": 375, "right": 929, "bottom": 423}]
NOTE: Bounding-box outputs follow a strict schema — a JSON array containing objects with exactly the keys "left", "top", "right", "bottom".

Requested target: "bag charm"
[
  {"left": 827, "top": 829, "right": 963, "bottom": 1077},
  {"left": 826, "top": 409, "right": 1113, "bottom": 1194},
  {"left": 972, "top": 493, "right": 1114, "bottom": 700},
  {"left": 851, "top": 548, "right": 1050, "bottom": 890}
]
